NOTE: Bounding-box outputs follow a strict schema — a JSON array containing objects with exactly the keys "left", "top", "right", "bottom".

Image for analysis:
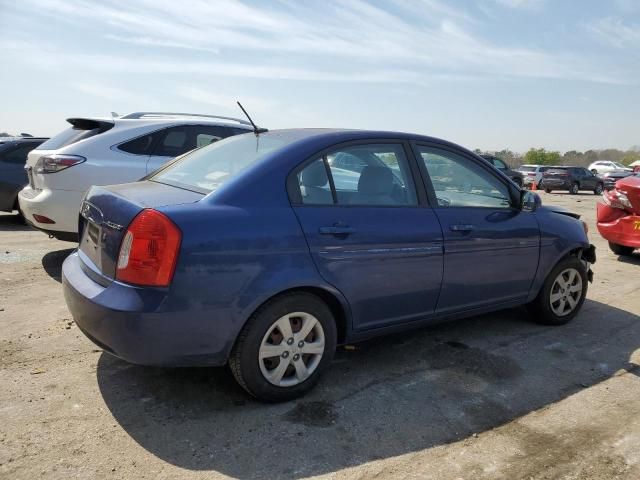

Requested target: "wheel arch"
[
  {"left": 229, "top": 284, "right": 352, "bottom": 362},
  {"left": 528, "top": 243, "right": 594, "bottom": 302}
]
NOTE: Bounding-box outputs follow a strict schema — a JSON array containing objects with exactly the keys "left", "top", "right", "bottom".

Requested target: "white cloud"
[
  {"left": 176, "top": 86, "right": 278, "bottom": 113},
  {"left": 71, "top": 82, "right": 137, "bottom": 101},
  {"left": 586, "top": 17, "right": 640, "bottom": 49},
  {"left": 6, "top": 0, "right": 631, "bottom": 86},
  {"left": 490, "top": 0, "right": 545, "bottom": 9}
]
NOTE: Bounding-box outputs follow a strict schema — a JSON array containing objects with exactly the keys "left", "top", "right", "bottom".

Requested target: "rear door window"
[
  {"left": 190, "top": 125, "right": 234, "bottom": 148},
  {"left": 153, "top": 127, "right": 196, "bottom": 158},
  {"left": 296, "top": 144, "right": 418, "bottom": 206},
  {"left": 118, "top": 131, "right": 161, "bottom": 155}
]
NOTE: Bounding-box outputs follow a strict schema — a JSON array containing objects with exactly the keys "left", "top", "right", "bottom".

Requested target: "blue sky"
[{"left": 0, "top": 0, "right": 638, "bottom": 152}]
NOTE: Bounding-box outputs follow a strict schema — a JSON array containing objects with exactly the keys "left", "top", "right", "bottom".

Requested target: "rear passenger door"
[
  {"left": 291, "top": 141, "right": 444, "bottom": 331},
  {"left": 414, "top": 144, "right": 540, "bottom": 314}
]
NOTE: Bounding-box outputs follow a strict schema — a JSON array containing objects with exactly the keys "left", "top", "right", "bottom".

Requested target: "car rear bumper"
[
  {"left": 62, "top": 252, "right": 231, "bottom": 367},
  {"left": 18, "top": 186, "right": 83, "bottom": 234},
  {"left": 597, "top": 213, "right": 640, "bottom": 248},
  {"left": 541, "top": 179, "right": 570, "bottom": 189}
]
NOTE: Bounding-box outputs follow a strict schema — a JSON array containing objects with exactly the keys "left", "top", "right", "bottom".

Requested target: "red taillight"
[
  {"left": 116, "top": 209, "right": 181, "bottom": 287},
  {"left": 602, "top": 189, "right": 633, "bottom": 212}
]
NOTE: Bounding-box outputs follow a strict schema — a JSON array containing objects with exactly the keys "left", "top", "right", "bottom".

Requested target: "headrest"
[
  {"left": 358, "top": 166, "right": 394, "bottom": 195},
  {"left": 301, "top": 161, "right": 328, "bottom": 187}
]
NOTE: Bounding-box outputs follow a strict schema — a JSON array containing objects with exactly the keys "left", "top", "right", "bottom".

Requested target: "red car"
[{"left": 597, "top": 174, "right": 640, "bottom": 256}]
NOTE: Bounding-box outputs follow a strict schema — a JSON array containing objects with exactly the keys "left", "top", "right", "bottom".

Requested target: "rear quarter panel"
[{"left": 156, "top": 201, "right": 348, "bottom": 362}]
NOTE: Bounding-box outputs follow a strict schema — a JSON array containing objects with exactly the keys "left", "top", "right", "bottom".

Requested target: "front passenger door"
[{"left": 415, "top": 144, "right": 540, "bottom": 314}]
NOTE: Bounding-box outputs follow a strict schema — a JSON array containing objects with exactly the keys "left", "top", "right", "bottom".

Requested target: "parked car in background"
[
  {"left": 480, "top": 155, "right": 523, "bottom": 187},
  {"left": 600, "top": 170, "right": 635, "bottom": 190},
  {"left": 588, "top": 161, "right": 632, "bottom": 175},
  {"left": 541, "top": 167, "right": 604, "bottom": 195},
  {"left": 597, "top": 174, "right": 640, "bottom": 256},
  {"left": 19, "top": 112, "right": 253, "bottom": 241},
  {"left": 62, "top": 129, "right": 595, "bottom": 402},
  {"left": 516, "top": 164, "right": 551, "bottom": 189},
  {"left": 0, "top": 136, "right": 48, "bottom": 213}
]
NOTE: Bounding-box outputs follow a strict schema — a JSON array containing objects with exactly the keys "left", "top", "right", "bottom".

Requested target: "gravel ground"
[{"left": 1, "top": 191, "right": 639, "bottom": 480}]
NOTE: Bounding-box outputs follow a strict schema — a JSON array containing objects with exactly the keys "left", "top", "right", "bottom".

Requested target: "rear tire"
[
  {"left": 594, "top": 183, "right": 603, "bottom": 195},
  {"left": 570, "top": 182, "right": 580, "bottom": 195},
  {"left": 608, "top": 242, "right": 635, "bottom": 256},
  {"left": 528, "top": 256, "right": 588, "bottom": 326},
  {"left": 229, "top": 293, "right": 337, "bottom": 402}
]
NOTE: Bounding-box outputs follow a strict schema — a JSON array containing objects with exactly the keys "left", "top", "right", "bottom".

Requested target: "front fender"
[{"left": 527, "top": 208, "right": 594, "bottom": 301}]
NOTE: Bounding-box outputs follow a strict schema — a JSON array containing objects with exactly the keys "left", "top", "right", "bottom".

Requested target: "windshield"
[
  {"left": 613, "top": 162, "right": 627, "bottom": 169},
  {"left": 518, "top": 166, "right": 535, "bottom": 172},
  {"left": 150, "top": 132, "right": 297, "bottom": 193}
]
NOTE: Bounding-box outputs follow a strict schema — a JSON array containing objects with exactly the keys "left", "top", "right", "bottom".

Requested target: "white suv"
[
  {"left": 588, "top": 160, "right": 632, "bottom": 175},
  {"left": 19, "top": 112, "right": 253, "bottom": 240},
  {"left": 516, "top": 164, "right": 551, "bottom": 188}
]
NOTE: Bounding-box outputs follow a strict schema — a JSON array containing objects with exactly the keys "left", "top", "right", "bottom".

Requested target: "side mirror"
[{"left": 521, "top": 190, "right": 541, "bottom": 212}]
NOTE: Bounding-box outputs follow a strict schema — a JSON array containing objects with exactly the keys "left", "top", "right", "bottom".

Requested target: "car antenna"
[{"left": 237, "top": 101, "right": 268, "bottom": 135}]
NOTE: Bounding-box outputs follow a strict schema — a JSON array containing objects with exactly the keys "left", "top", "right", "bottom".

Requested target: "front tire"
[
  {"left": 609, "top": 242, "right": 635, "bottom": 256},
  {"left": 594, "top": 183, "right": 603, "bottom": 195},
  {"left": 229, "top": 293, "right": 337, "bottom": 402},
  {"left": 545, "top": 188, "right": 552, "bottom": 193},
  {"left": 528, "top": 256, "right": 588, "bottom": 325}
]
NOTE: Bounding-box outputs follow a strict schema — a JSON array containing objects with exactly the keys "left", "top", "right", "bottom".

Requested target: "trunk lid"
[{"left": 78, "top": 181, "right": 203, "bottom": 281}]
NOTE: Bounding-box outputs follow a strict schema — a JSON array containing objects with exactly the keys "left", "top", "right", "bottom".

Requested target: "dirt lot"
[{"left": 1, "top": 191, "right": 639, "bottom": 480}]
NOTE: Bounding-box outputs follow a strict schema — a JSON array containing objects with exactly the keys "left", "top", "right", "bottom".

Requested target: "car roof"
[{"left": 253, "top": 128, "right": 470, "bottom": 150}]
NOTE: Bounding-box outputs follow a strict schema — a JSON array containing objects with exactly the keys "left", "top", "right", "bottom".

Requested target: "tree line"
[{"left": 474, "top": 147, "right": 640, "bottom": 167}]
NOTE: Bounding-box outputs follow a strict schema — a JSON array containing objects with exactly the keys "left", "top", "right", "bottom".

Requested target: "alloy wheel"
[
  {"left": 549, "top": 268, "right": 583, "bottom": 317},
  {"left": 258, "top": 312, "right": 325, "bottom": 387}
]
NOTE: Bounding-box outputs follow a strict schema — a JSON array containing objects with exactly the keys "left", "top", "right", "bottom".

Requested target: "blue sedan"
[{"left": 62, "top": 129, "right": 595, "bottom": 401}]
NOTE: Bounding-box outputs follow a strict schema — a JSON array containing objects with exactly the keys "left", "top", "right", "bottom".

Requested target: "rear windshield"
[
  {"left": 150, "top": 132, "right": 300, "bottom": 194},
  {"left": 518, "top": 166, "right": 536, "bottom": 172},
  {"left": 38, "top": 121, "right": 113, "bottom": 150}
]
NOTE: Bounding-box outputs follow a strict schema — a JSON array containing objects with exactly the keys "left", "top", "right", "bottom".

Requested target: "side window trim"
[
  {"left": 322, "top": 155, "right": 338, "bottom": 204},
  {"left": 288, "top": 139, "right": 426, "bottom": 208},
  {"left": 411, "top": 141, "right": 519, "bottom": 209}
]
